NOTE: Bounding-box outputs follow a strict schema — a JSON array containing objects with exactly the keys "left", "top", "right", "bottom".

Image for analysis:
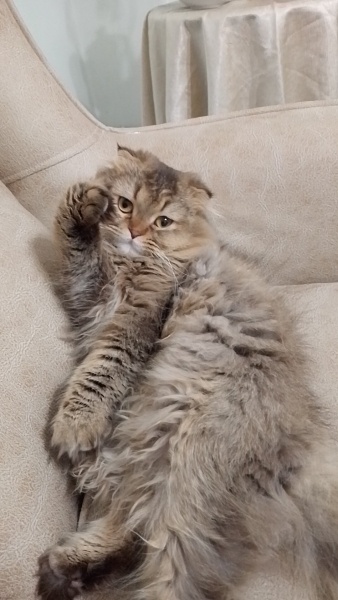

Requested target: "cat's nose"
[{"left": 129, "top": 228, "right": 142, "bottom": 239}]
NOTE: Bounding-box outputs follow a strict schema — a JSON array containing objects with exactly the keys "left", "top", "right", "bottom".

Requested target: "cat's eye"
[
  {"left": 154, "top": 216, "right": 173, "bottom": 229},
  {"left": 118, "top": 196, "right": 133, "bottom": 214}
]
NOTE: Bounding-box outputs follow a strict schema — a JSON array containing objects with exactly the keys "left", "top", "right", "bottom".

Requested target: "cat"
[{"left": 38, "top": 146, "right": 338, "bottom": 600}]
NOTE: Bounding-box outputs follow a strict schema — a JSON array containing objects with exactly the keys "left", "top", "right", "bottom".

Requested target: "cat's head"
[{"left": 99, "top": 146, "right": 214, "bottom": 262}]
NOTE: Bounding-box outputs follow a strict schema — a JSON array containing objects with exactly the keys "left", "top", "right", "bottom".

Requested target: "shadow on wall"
[
  {"left": 70, "top": 27, "right": 137, "bottom": 128},
  {"left": 64, "top": 0, "right": 166, "bottom": 128},
  {"left": 13, "top": 0, "right": 169, "bottom": 127}
]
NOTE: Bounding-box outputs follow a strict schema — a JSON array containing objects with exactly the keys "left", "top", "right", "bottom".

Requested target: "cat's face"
[{"left": 99, "top": 147, "right": 213, "bottom": 262}]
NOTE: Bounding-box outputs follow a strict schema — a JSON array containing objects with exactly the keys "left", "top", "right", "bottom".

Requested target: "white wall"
[{"left": 14, "top": 0, "right": 169, "bottom": 127}]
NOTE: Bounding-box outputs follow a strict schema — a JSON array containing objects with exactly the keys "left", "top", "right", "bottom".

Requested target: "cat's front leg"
[
  {"left": 56, "top": 180, "right": 111, "bottom": 242},
  {"left": 50, "top": 306, "right": 158, "bottom": 459},
  {"left": 55, "top": 181, "right": 113, "bottom": 328},
  {"left": 51, "top": 353, "right": 115, "bottom": 458}
]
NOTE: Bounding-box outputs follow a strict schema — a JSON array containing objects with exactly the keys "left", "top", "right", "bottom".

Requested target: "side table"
[{"left": 142, "top": 0, "right": 338, "bottom": 125}]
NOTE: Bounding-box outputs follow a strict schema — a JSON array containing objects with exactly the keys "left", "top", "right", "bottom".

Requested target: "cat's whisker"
[
  {"left": 133, "top": 530, "right": 160, "bottom": 549},
  {"left": 152, "top": 247, "right": 179, "bottom": 289},
  {"left": 208, "top": 206, "right": 228, "bottom": 222},
  {"left": 156, "top": 331, "right": 174, "bottom": 342}
]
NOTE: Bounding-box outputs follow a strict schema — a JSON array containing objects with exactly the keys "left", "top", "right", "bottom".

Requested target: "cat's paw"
[
  {"left": 51, "top": 404, "right": 112, "bottom": 459},
  {"left": 65, "top": 181, "right": 111, "bottom": 227},
  {"left": 37, "top": 545, "right": 86, "bottom": 600}
]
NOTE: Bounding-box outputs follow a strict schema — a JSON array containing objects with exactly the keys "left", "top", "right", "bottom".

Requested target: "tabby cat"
[{"left": 38, "top": 147, "right": 338, "bottom": 600}]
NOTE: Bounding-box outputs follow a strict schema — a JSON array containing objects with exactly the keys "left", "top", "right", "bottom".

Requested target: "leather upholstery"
[{"left": 0, "top": 181, "right": 76, "bottom": 599}]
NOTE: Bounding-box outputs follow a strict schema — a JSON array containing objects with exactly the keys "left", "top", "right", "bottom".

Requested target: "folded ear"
[
  {"left": 116, "top": 144, "right": 155, "bottom": 164},
  {"left": 187, "top": 173, "right": 213, "bottom": 200},
  {"left": 117, "top": 144, "right": 138, "bottom": 158}
]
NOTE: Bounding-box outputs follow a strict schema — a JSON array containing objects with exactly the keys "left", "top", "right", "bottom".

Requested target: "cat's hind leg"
[{"left": 37, "top": 513, "right": 135, "bottom": 600}]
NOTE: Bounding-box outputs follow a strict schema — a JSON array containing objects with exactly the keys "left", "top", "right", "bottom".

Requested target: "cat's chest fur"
[
  {"left": 75, "top": 250, "right": 171, "bottom": 358},
  {"left": 74, "top": 253, "right": 135, "bottom": 356}
]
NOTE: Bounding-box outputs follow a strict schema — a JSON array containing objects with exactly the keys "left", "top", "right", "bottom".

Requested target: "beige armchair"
[{"left": 2, "top": 0, "right": 338, "bottom": 598}]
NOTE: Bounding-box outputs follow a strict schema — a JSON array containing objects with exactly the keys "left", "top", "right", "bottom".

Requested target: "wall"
[{"left": 13, "top": 0, "right": 169, "bottom": 126}]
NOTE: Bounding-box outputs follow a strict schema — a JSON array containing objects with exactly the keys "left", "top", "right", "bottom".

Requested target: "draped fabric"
[{"left": 142, "top": 0, "right": 338, "bottom": 124}]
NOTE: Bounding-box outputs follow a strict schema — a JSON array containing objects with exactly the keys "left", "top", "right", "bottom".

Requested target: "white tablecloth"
[{"left": 142, "top": 0, "right": 338, "bottom": 125}]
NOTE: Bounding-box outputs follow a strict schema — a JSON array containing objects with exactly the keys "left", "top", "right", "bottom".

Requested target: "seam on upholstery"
[
  {"left": 5, "top": 99, "right": 338, "bottom": 186},
  {"left": 276, "top": 282, "right": 338, "bottom": 289},
  {"left": 0, "top": 180, "right": 50, "bottom": 232},
  {"left": 3, "top": 130, "right": 104, "bottom": 186},
  {"left": 131, "top": 100, "right": 338, "bottom": 133}
]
